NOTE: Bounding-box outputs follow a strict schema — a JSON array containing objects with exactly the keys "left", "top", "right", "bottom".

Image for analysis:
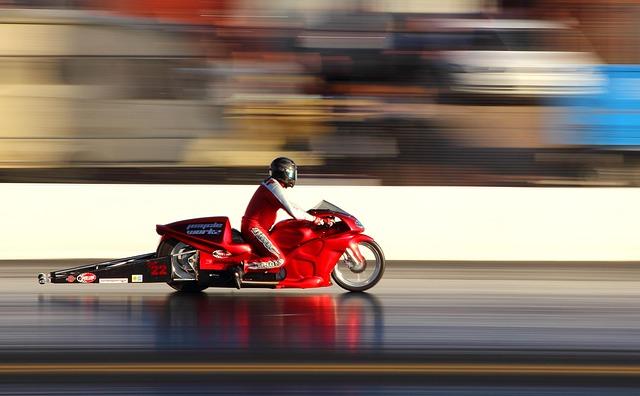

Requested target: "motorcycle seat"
[{"left": 231, "top": 228, "right": 246, "bottom": 243}]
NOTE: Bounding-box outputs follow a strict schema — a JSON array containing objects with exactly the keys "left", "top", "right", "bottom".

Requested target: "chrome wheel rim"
[
  {"left": 333, "top": 242, "right": 382, "bottom": 289},
  {"left": 170, "top": 242, "right": 197, "bottom": 280}
]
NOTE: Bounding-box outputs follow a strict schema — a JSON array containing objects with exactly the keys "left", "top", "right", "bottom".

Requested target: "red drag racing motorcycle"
[{"left": 39, "top": 201, "right": 385, "bottom": 292}]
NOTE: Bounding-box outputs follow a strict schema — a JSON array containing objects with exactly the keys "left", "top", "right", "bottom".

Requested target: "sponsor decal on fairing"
[
  {"left": 66, "top": 275, "right": 76, "bottom": 283},
  {"left": 98, "top": 278, "right": 128, "bottom": 284},
  {"left": 186, "top": 223, "right": 223, "bottom": 236},
  {"left": 131, "top": 274, "right": 143, "bottom": 283},
  {"left": 212, "top": 249, "right": 232, "bottom": 258},
  {"left": 76, "top": 273, "right": 96, "bottom": 283}
]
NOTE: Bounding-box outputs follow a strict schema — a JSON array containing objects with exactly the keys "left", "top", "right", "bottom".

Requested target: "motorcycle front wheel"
[{"left": 332, "top": 240, "right": 385, "bottom": 292}]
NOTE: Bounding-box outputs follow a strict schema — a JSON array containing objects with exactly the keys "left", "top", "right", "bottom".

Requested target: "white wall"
[{"left": 1, "top": 183, "right": 639, "bottom": 261}]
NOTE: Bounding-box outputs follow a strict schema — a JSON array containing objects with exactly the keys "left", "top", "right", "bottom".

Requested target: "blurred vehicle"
[
  {"left": 0, "top": 8, "right": 211, "bottom": 167},
  {"left": 296, "top": 11, "right": 396, "bottom": 82},
  {"left": 437, "top": 19, "right": 605, "bottom": 98}
]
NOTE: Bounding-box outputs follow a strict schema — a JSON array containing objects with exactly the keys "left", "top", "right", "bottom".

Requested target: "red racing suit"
[{"left": 241, "top": 177, "right": 316, "bottom": 270}]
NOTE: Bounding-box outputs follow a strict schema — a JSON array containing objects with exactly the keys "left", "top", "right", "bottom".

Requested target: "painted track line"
[{"left": 0, "top": 363, "right": 639, "bottom": 376}]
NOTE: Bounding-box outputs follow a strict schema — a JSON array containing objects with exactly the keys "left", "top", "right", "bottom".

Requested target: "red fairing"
[{"left": 156, "top": 217, "right": 252, "bottom": 257}]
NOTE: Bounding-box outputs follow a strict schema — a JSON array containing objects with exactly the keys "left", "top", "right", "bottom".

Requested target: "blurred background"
[
  {"left": 0, "top": 0, "right": 640, "bottom": 186},
  {"left": 2, "top": 3, "right": 640, "bottom": 393}
]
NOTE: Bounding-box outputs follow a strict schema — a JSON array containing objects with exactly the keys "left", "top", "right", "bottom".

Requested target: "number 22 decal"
[{"left": 147, "top": 262, "right": 168, "bottom": 277}]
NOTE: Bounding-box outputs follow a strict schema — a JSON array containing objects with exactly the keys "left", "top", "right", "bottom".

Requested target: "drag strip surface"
[{"left": 1, "top": 261, "right": 640, "bottom": 393}]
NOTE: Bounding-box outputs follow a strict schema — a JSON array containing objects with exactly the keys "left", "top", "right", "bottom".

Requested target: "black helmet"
[{"left": 269, "top": 157, "right": 297, "bottom": 187}]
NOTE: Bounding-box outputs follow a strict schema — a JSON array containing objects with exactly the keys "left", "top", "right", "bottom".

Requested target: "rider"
[{"left": 237, "top": 157, "right": 328, "bottom": 287}]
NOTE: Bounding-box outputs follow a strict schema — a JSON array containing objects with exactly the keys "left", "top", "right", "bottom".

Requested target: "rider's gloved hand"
[
  {"left": 313, "top": 217, "right": 325, "bottom": 226},
  {"left": 324, "top": 217, "right": 335, "bottom": 227}
]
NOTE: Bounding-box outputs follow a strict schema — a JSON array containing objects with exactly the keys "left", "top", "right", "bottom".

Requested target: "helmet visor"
[
  {"left": 286, "top": 166, "right": 297, "bottom": 184},
  {"left": 287, "top": 167, "right": 297, "bottom": 180}
]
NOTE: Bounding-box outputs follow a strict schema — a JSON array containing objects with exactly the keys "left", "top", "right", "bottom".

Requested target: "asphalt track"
[{"left": 1, "top": 260, "right": 640, "bottom": 395}]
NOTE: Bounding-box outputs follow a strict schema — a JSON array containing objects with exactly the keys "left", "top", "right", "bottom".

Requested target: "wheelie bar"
[{"left": 39, "top": 253, "right": 171, "bottom": 285}]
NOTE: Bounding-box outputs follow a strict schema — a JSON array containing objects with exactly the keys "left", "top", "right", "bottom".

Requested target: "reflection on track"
[
  {"left": 31, "top": 293, "right": 383, "bottom": 355},
  {"left": 161, "top": 293, "right": 384, "bottom": 352}
]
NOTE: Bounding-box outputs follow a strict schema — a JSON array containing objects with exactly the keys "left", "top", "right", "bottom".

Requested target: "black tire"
[
  {"left": 158, "top": 239, "right": 208, "bottom": 293},
  {"left": 332, "top": 240, "right": 385, "bottom": 292},
  {"left": 167, "top": 281, "right": 208, "bottom": 293}
]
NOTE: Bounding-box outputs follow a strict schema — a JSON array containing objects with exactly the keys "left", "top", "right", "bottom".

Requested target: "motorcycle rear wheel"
[
  {"left": 332, "top": 240, "right": 385, "bottom": 292},
  {"left": 157, "top": 239, "right": 208, "bottom": 293},
  {"left": 167, "top": 280, "right": 208, "bottom": 293}
]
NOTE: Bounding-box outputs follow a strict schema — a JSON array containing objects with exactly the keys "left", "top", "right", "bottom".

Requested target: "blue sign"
[{"left": 551, "top": 65, "right": 640, "bottom": 147}]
